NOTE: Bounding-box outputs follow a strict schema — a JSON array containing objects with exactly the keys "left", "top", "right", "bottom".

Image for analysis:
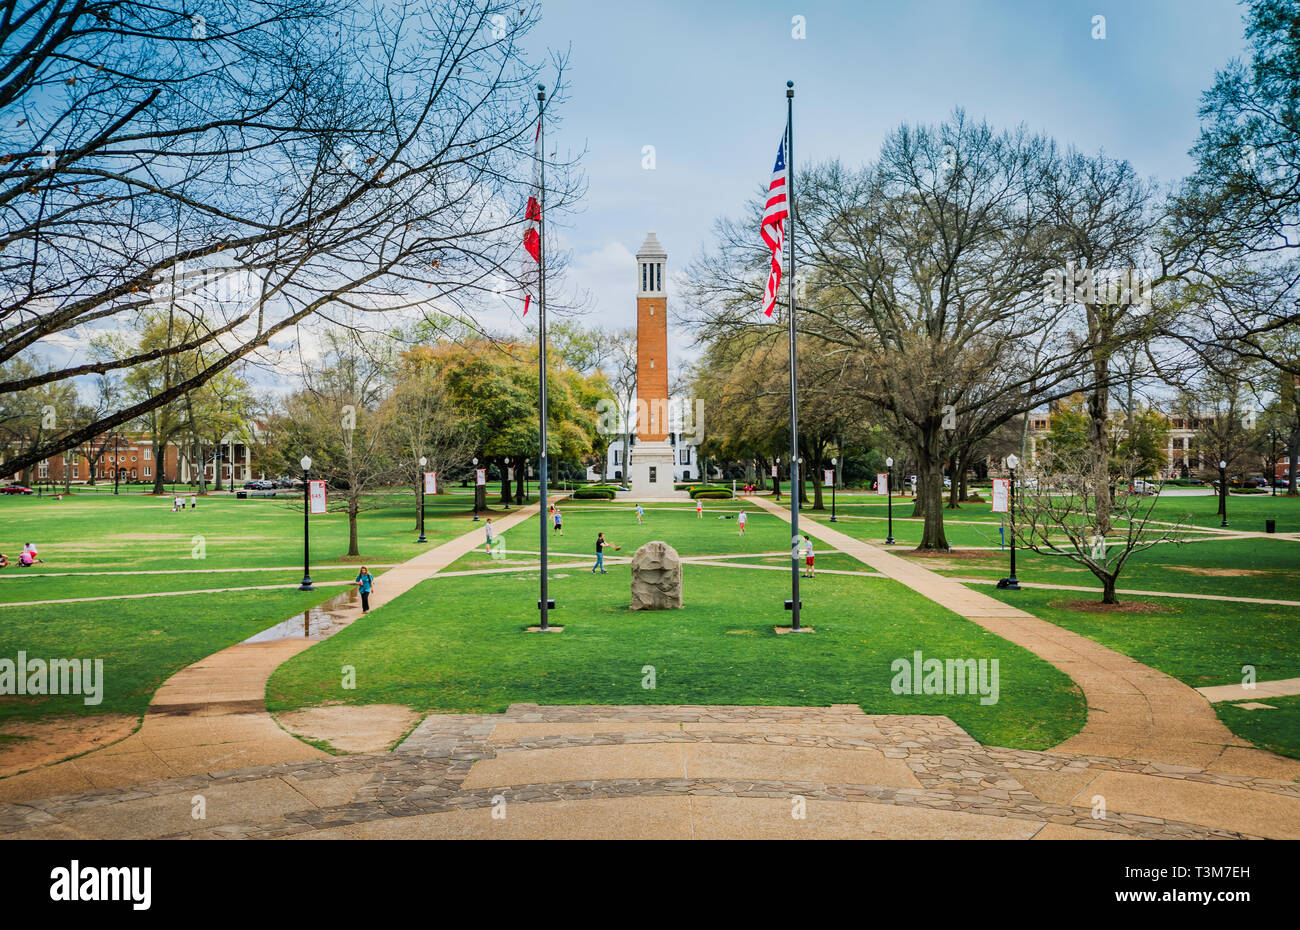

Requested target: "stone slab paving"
[
  {"left": 0, "top": 501, "right": 553, "bottom": 805},
  {"left": 3, "top": 704, "right": 1294, "bottom": 840},
  {"left": 744, "top": 495, "right": 1300, "bottom": 779}
]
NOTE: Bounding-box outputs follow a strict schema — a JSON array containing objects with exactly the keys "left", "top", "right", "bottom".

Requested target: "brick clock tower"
[{"left": 628, "top": 232, "right": 678, "bottom": 497}]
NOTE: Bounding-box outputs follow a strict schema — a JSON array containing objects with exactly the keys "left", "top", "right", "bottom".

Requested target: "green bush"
[
  {"left": 573, "top": 486, "right": 616, "bottom": 500},
  {"left": 689, "top": 485, "right": 733, "bottom": 500}
]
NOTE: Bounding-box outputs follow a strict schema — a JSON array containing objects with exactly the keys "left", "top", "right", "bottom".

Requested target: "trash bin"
[
  {"left": 1265, "top": 519, "right": 1276, "bottom": 533},
  {"left": 236, "top": 490, "right": 247, "bottom": 499}
]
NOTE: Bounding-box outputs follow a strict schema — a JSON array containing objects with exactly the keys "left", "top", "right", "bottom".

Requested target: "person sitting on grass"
[{"left": 0, "top": 552, "right": 8, "bottom": 568}]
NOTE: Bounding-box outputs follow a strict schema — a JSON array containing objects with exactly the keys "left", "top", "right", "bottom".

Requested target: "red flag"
[{"left": 522, "top": 118, "right": 542, "bottom": 315}]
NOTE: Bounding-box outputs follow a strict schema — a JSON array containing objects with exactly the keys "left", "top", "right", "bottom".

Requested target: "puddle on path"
[{"left": 241, "top": 587, "right": 360, "bottom": 643}]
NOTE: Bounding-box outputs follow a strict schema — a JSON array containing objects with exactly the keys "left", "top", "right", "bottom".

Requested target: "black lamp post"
[
  {"left": 774, "top": 456, "right": 781, "bottom": 500},
  {"left": 998, "top": 453, "right": 1021, "bottom": 590},
  {"left": 1219, "top": 459, "right": 1229, "bottom": 527},
  {"left": 885, "top": 456, "right": 895, "bottom": 545},
  {"left": 299, "top": 455, "right": 314, "bottom": 591},
  {"left": 417, "top": 455, "right": 428, "bottom": 543},
  {"left": 504, "top": 457, "right": 511, "bottom": 511},
  {"left": 113, "top": 433, "right": 120, "bottom": 495},
  {"left": 471, "top": 457, "right": 480, "bottom": 521},
  {"left": 830, "top": 456, "right": 838, "bottom": 522}
]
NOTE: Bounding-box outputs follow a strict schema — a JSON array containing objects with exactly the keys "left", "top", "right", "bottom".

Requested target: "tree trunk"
[
  {"left": 1287, "top": 428, "right": 1299, "bottom": 496},
  {"left": 946, "top": 453, "right": 960, "bottom": 509},
  {"left": 959, "top": 458, "right": 970, "bottom": 502},
  {"left": 348, "top": 493, "right": 360, "bottom": 557},
  {"left": 1101, "top": 574, "right": 1117, "bottom": 605},
  {"left": 516, "top": 462, "right": 526, "bottom": 503},
  {"left": 1087, "top": 325, "right": 1113, "bottom": 536},
  {"left": 498, "top": 457, "right": 512, "bottom": 504},
  {"left": 917, "top": 457, "right": 949, "bottom": 550},
  {"left": 811, "top": 455, "right": 824, "bottom": 510}
]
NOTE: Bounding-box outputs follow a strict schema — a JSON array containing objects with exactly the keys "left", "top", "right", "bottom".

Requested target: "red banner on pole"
[{"left": 308, "top": 479, "right": 327, "bottom": 515}]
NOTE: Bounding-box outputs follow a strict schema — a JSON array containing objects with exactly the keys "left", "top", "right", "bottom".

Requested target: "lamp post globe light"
[
  {"left": 299, "top": 455, "right": 313, "bottom": 592},
  {"left": 885, "top": 456, "right": 895, "bottom": 545},
  {"left": 417, "top": 456, "right": 428, "bottom": 544},
  {"left": 998, "top": 454, "right": 1021, "bottom": 591},
  {"left": 1219, "top": 459, "right": 1229, "bottom": 527},
  {"left": 830, "top": 457, "right": 838, "bottom": 522},
  {"left": 472, "top": 457, "right": 479, "bottom": 522}
]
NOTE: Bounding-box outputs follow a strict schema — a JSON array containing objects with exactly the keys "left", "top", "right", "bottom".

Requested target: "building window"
[
  {"left": 72, "top": 466, "right": 78, "bottom": 479},
  {"left": 131, "top": 455, "right": 137, "bottom": 462},
  {"left": 642, "top": 263, "right": 647, "bottom": 291},
  {"left": 144, "top": 466, "right": 151, "bottom": 477},
  {"left": 130, "top": 468, "right": 137, "bottom": 479},
  {"left": 648, "top": 466, "right": 657, "bottom": 483},
  {"left": 144, "top": 447, "right": 151, "bottom": 460},
  {"left": 681, "top": 450, "right": 690, "bottom": 465},
  {"left": 38, "top": 461, "right": 48, "bottom": 478}
]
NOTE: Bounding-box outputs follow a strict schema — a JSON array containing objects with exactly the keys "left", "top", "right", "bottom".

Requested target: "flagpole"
[
  {"left": 537, "top": 84, "right": 552, "bottom": 630},
  {"left": 786, "top": 80, "right": 801, "bottom": 632}
]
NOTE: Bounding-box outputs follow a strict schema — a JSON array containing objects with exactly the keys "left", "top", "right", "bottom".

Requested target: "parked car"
[
  {"left": 0, "top": 484, "right": 33, "bottom": 495},
  {"left": 1131, "top": 479, "right": 1157, "bottom": 495},
  {"left": 1245, "top": 477, "right": 1269, "bottom": 489}
]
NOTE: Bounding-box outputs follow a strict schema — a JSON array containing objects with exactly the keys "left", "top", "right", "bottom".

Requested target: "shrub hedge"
[{"left": 689, "top": 485, "right": 733, "bottom": 500}]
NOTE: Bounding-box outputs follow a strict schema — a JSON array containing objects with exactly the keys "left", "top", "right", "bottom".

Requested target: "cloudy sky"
[{"left": 519, "top": 0, "right": 1251, "bottom": 371}]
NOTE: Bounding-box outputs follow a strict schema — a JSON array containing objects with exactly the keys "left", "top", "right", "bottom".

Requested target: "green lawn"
[
  {"left": 0, "top": 588, "right": 340, "bottom": 726},
  {"left": 1216, "top": 695, "right": 1300, "bottom": 761},
  {"left": 268, "top": 516, "right": 1086, "bottom": 751},
  {"left": 0, "top": 488, "right": 495, "bottom": 575},
  {"left": 0, "top": 488, "right": 494, "bottom": 730}
]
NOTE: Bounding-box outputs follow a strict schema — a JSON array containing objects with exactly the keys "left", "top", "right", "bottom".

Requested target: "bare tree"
[
  {"left": 0, "top": 0, "right": 579, "bottom": 475},
  {"left": 1015, "top": 450, "right": 1186, "bottom": 604},
  {"left": 688, "top": 111, "right": 1093, "bottom": 549}
]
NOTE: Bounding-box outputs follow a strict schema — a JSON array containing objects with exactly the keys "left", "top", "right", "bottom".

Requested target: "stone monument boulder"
[{"left": 630, "top": 540, "right": 683, "bottom": 610}]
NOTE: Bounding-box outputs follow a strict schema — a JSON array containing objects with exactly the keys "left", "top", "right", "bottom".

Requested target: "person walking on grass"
[
  {"left": 695, "top": 498, "right": 703, "bottom": 518},
  {"left": 553, "top": 506, "right": 563, "bottom": 536},
  {"left": 635, "top": 504, "right": 644, "bottom": 525},
  {"left": 592, "top": 532, "right": 620, "bottom": 574},
  {"left": 737, "top": 509, "right": 748, "bottom": 536},
  {"left": 190, "top": 494, "right": 196, "bottom": 509},
  {"left": 803, "top": 535, "right": 815, "bottom": 578},
  {"left": 353, "top": 566, "right": 374, "bottom": 613},
  {"left": 484, "top": 518, "right": 494, "bottom": 554}
]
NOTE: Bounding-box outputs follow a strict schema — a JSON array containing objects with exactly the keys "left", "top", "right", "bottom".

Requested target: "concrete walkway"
[
  {"left": 0, "top": 501, "right": 552, "bottom": 805},
  {"left": 1199, "top": 678, "right": 1300, "bottom": 703},
  {"left": 744, "top": 496, "right": 1300, "bottom": 777}
]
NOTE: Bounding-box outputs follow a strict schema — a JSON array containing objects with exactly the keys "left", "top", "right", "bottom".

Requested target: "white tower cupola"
[{"left": 637, "top": 231, "right": 667, "bottom": 296}]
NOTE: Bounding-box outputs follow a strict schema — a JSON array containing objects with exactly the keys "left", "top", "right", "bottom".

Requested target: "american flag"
[
  {"left": 761, "top": 129, "right": 788, "bottom": 317},
  {"left": 522, "top": 117, "right": 542, "bottom": 315}
]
